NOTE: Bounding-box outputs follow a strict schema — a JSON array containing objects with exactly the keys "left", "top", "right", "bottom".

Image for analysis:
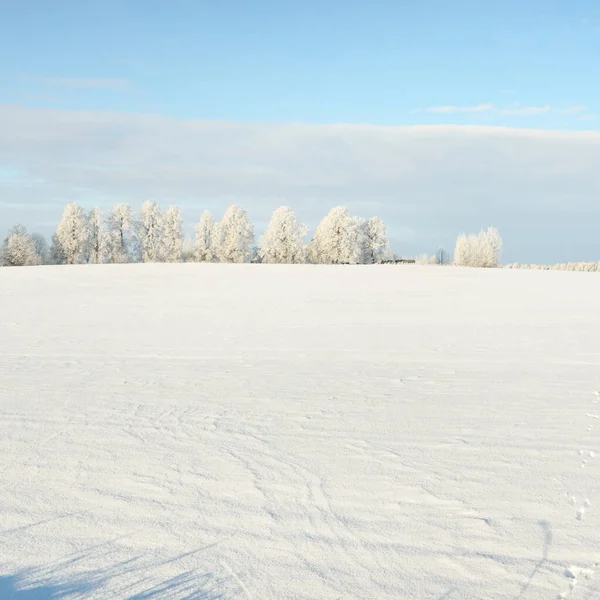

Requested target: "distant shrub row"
[{"left": 505, "top": 262, "right": 600, "bottom": 272}]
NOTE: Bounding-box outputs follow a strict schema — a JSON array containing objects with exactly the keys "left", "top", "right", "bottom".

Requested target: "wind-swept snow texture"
[{"left": 1, "top": 264, "right": 599, "bottom": 599}]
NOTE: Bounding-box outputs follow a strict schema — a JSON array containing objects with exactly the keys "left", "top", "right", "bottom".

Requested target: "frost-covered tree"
[
  {"left": 55, "top": 202, "right": 87, "bottom": 264},
  {"left": 259, "top": 206, "right": 308, "bottom": 264},
  {"left": 85, "top": 208, "right": 106, "bottom": 264},
  {"left": 194, "top": 210, "right": 216, "bottom": 262},
  {"left": 215, "top": 205, "right": 255, "bottom": 263},
  {"left": 105, "top": 204, "right": 134, "bottom": 264},
  {"left": 454, "top": 233, "right": 472, "bottom": 267},
  {"left": 357, "top": 216, "right": 389, "bottom": 264},
  {"left": 137, "top": 201, "right": 164, "bottom": 262},
  {"left": 481, "top": 227, "right": 502, "bottom": 268},
  {"left": 1, "top": 225, "right": 41, "bottom": 266},
  {"left": 454, "top": 227, "right": 502, "bottom": 268},
  {"left": 309, "top": 206, "right": 362, "bottom": 264},
  {"left": 161, "top": 205, "right": 183, "bottom": 262},
  {"left": 30, "top": 233, "right": 49, "bottom": 265}
]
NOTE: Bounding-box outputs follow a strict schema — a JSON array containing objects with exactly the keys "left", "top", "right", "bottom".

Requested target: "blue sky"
[
  {"left": 1, "top": 0, "right": 600, "bottom": 262},
  {"left": 2, "top": 0, "right": 599, "bottom": 126}
]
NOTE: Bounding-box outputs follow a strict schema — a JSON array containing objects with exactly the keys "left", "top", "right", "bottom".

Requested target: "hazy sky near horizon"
[{"left": 1, "top": 0, "right": 600, "bottom": 263}]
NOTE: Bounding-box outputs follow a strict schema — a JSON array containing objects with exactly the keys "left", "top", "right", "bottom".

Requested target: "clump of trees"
[
  {"left": 453, "top": 227, "right": 502, "bottom": 268},
  {"left": 308, "top": 207, "right": 390, "bottom": 265},
  {"left": 0, "top": 202, "right": 392, "bottom": 267}
]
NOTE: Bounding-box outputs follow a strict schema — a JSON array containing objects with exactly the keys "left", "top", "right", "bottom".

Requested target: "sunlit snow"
[{"left": 1, "top": 263, "right": 599, "bottom": 599}]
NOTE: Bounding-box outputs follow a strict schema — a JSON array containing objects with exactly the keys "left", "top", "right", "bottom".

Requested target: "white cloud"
[
  {"left": 422, "top": 104, "right": 495, "bottom": 114},
  {"left": 555, "top": 105, "right": 587, "bottom": 115},
  {"left": 1, "top": 104, "right": 600, "bottom": 263},
  {"left": 500, "top": 105, "right": 551, "bottom": 116},
  {"left": 420, "top": 103, "right": 588, "bottom": 118}
]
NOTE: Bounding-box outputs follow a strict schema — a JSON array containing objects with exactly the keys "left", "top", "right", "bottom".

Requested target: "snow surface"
[{"left": 1, "top": 263, "right": 599, "bottom": 599}]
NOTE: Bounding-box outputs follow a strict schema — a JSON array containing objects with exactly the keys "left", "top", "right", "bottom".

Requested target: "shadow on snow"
[{"left": 0, "top": 545, "right": 224, "bottom": 600}]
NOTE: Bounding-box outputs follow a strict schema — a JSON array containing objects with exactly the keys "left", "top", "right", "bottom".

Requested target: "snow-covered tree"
[
  {"left": 309, "top": 206, "right": 362, "bottom": 264},
  {"left": 357, "top": 216, "right": 389, "bottom": 264},
  {"left": 30, "top": 233, "right": 49, "bottom": 265},
  {"left": 454, "top": 233, "right": 472, "bottom": 267},
  {"left": 85, "top": 208, "right": 106, "bottom": 264},
  {"left": 137, "top": 201, "right": 164, "bottom": 262},
  {"left": 481, "top": 227, "right": 502, "bottom": 268},
  {"left": 194, "top": 210, "right": 216, "bottom": 262},
  {"left": 105, "top": 204, "right": 134, "bottom": 264},
  {"left": 55, "top": 202, "right": 87, "bottom": 264},
  {"left": 454, "top": 227, "right": 502, "bottom": 268},
  {"left": 259, "top": 206, "right": 308, "bottom": 264},
  {"left": 161, "top": 205, "right": 183, "bottom": 262},
  {"left": 215, "top": 205, "right": 255, "bottom": 263},
  {"left": 1, "top": 225, "right": 41, "bottom": 266}
]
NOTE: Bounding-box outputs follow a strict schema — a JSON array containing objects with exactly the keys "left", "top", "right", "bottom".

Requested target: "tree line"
[
  {"left": 0, "top": 203, "right": 391, "bottom": 267},
  {"left": 5, "top": 202, "right": 596, "bottom": 270}
]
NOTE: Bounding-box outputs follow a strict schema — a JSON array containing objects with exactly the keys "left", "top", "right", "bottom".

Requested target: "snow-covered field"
[{"left": 1, "top": 264, "right": 599, "bottom": 600}]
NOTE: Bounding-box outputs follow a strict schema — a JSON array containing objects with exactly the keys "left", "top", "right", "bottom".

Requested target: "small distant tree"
[
  {"left": 179, "top": 236, "right": 194, "bottom": 262},
  {"left": 55, "top": 202, "right": 87, "bottom": 264},
  {"left": 435, "top": 248, "right": 449, "bottom": 265},
  {"left": 1, "top": 225, "right": 41, "bottom": 266},
  {"left": 49, "top": 234, "right": 67, "bottom": 265},
  {"left": 30, "top": 233, "right": 49, "bottom": 265},
  {"left": 481, "top": 227, "right": 502, "bottom": 268},
  {"left": 250, "top": 245, "right": 261, "bottom": 263},
  {"left": 105, "top": 204, "right": 134, "bottom": 264},
  {"left": 454, "top": 233, "right": 471, "bottom": 267},
  {"left": 215, "top": 205, "right": 255, "bottom": 263},
  {"left": 85, "top": 208, "right": 106, "bottom": 264},
  {"left": 259, "top": 206, "right": 308, "bottom": 264},
  {"left": 415, "top": 253, "right": 432, "bottom": 265},
  {"left": 137, "top": 201, "right": 164, "bottom": 262},
  {"left": 194, "top": 210, "right": 216, "bottom": 262},
  {"left": 161, "top": 205, "right": 183, "bottom": 262}
]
